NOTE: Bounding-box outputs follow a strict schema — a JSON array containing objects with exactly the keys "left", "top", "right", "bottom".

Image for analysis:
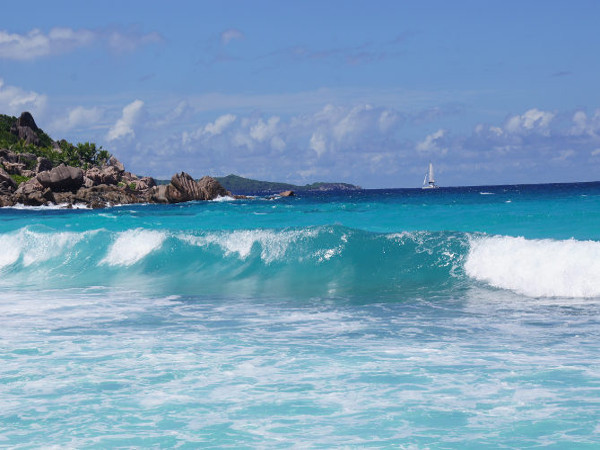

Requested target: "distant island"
[
  {"left": 215, "top": 174, "right": 361, "bottom": 194},
  {"left": 155, "top": 174, "right": 361, "bottom": 194}
]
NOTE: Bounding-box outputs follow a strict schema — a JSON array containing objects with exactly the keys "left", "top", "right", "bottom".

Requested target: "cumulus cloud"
[
  {"left": 220, "top": 29, "right": 244, "bottom": 45},
  {"left": 50, "top": 106, "right": 102, "bottom": 133},
  {"left": 109, "top": 102, "right": 600, "bottom": 187},
  {"left": 205, "top": 114, "right": 237, "bottom": 136},
  {"left": 309, "top": 131, "right": 327, "bottom": 157},
  {"left": 0, "top": 78, "right": 46, "bottom": 115},
  {"left": 416, "top": 129, "right": 448, "bottom": 155},
  {"left": 250, "top": 116, "right": 280, "bottom": 142},
  {"left": 504, "top": 108, "right": 555, "bottom": 135},
  {"left": 107, "top": 100, "right": 144, "bottom": 141},
  {"left": 569, "top": 109, "right": 600, "bottom": 137},
  {"left": 182, "top": 113, "right": 237, "bottom": 145},
  {"left": 0, "top": 27, "right": 162, "bottom": 60}
]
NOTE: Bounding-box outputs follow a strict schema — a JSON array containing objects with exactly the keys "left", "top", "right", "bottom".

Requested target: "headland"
[{"left": 0, "top": 112, "right": 232, "bottom": 208}]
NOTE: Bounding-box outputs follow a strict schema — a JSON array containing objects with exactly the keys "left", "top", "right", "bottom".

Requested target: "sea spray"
[{"left": 465, "top": 235, "right": 600, "bottom": 297}]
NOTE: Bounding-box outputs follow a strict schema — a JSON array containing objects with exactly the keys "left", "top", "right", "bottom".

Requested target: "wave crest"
[{"left": 465, "top": 235, "right": 600, "bottom": 298}]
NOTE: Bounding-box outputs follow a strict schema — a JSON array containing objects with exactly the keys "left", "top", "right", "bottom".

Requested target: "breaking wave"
[
  {"left": 0, "top": 225, "right": 598, "bottom": 299},
  {"left": 465, "top": 235, "right": 600, "bottom": 298}
]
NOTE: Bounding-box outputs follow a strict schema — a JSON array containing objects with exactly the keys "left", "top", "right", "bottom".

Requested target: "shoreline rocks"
[
  {"left": 0, "top": 147, "right": 231, "bottom": 208},
  {"left": 0, "top": 111, "right": 233, "bottom": 208}
]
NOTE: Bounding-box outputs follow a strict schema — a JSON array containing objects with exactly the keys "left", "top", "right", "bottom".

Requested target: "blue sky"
[{"left": 1, "top": 0, "right": 599, "bottom": 187}]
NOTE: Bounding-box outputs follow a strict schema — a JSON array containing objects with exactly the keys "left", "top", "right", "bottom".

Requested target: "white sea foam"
[
  {"left": 211, "top": 195, "right": 236, "bottom": 202},
  {"left": 2, "top": 202, "right": 91, "bottom": 210},
  {"left": 0, "top": 228, "right": 86, "bottom": 269},
  {"left": 465, "top": 235, "right": 600, "bottom": 298},
  {"left": 101, "top": 229, "right": 166, "bottom": 266},
  {"left": 179, "top": 229, "right": 319, "bottom": 263}
]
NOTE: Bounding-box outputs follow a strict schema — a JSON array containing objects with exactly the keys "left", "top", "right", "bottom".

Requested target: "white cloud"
[
  {"left": 250, "top": 116, "right": 280, "bottom": 142},
  {"left": 50, "top": 106, "right": 102, "bottom": 133},
  {"left": 504, "top": 108, "right": 555, "bottom": 135},
  {"left": 570, "top": 109, "right": 600, "bottom": 137},
  {"left": 417, "top": 129, "right": 447, "bottom": 154},
  {"left": 220, "top": 29, "right": 244, "bottom": 45},
  {"left": 308, "top": 131, "right": 327, "bottom": 157},
  {"left": 107, "top": 101, "right": 600, "bottom": 188},
  {"left": 107, "top": 100, "right": 144, "bottom": 141},
  {"left": 182, "top": 114, "right": 237, "bottom": 145},
  {"left": 0, "top": 27, "right": 162, "bottom": 60},
  {"left": 204, "top": 114, "right": 237, "bottom": 136},
  {"left": 0, "top": 78, "right": 47, "bottom": 115},
  {"left": 332, "top": 104, "right": 373, "bottom": 141}
]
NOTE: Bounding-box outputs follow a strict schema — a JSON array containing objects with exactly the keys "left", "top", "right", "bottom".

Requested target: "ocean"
[{"left": 1, "top": 183, "right": 599, "bottom": 448}]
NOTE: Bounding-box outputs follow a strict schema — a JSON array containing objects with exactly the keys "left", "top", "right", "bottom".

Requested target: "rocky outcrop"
[
  {"left": 170, "top": 172, "right": 204, "bottom": 201},
  {"left": 12, "top": 178, "right": 54, "bottom": 206},
  {"left": 85, "top": 165, "right": 122, "bottom": 186},
  {"left": 134, "top": 176, "right": 156, "bottom": 191},
  {"left": 279, "top": 190, "right": 295, "bottom": 197},
  {"left": 53, "top": 185, "right": 142, "bottom": 209},
  {"left": 149, "top": 173, "right": 230, "bottom": 204},
  {"left": 197, "top": 176, "right": 230, "bottom": 199},
  {"left": 0, "top": 112, "right": 233, "bottom": 209},
  {"left": 0, "top": 166, "right": 17, "bottom": 194},
  {"left": 10, "top": 112, "right": 41, "bottom": 146},
  {"left": 37, "top": 164, "right": 84, "bottom": 192},
  {"left": 107, "top": 156, "right": 125, "bottom": 172},
  {"left": 36, "top": 157, "right": 53, "bottom": 173}
]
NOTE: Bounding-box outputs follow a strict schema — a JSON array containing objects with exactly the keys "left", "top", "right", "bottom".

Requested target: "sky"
[{"left": 1, "top": 0, "right": 599, "bottom": 187}]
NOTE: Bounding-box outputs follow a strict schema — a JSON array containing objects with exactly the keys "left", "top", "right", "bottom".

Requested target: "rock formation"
[
  {"left": 149, "top": 172, "right": 230, "bottom": 204},
  {"left": 0, "top": 112, "right": 231, "bottom": 208},
  {"left": 37, "top": 164, "right": 84, "bottom": 192},
  {"left": 9, "top": 112, "right": 40, "bottom": 146}
]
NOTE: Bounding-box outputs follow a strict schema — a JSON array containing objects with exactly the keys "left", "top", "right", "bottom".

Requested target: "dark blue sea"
[{"left": 1, "top": 183, "right": 599, "bottom": 447}]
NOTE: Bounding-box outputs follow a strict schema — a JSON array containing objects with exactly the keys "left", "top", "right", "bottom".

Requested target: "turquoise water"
[{"left": 1, "top": 183, "right": 600, "bottom": 447}]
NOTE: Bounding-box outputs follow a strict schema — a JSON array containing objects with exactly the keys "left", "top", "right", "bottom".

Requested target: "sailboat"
[{"left": 422, "top": 162, "right": 439, "bottom": 189}]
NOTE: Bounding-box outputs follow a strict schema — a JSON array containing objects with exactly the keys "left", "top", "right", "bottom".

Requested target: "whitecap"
[
  {"left": 0, "top": 228, "right": 87, "bottom": 269},
  {"left": 179, "top": 228, "right": 320, "bottom": 263},
  {"left": 100, "top": 229, "right": 166, "bottom": 266},
  {"left": 465, "top": 235, "right": 600, "bottom": 298},
  {"left": 211, "top": 195, "right": 236, "bottom": 202}
]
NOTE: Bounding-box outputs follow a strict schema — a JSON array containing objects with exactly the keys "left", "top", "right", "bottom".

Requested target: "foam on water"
[
  {"left": 0, "top": 228, "right": 86, "bottom": 269},
  {"left": 211, "top": 195, "right": 236, "bottom": 202},
  {"left": 2, "top": 185, "right": 600, "bottom": 447},
  {"left": 101, "top": 229, "right": 167, "bottom": 266},
  {"left": 179, "top": 228, "right": 320, "bottom": 263},
  {"left": 465, "top": 235, "right": 600, "bottom": 298}
]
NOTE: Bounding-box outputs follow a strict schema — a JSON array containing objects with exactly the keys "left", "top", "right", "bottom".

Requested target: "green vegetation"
[
  {"left": 0, "top": 114, "right": 110, "bottom": 169},
  {"left": 9, "top": 174, "right": 31, "bottom": 185}
]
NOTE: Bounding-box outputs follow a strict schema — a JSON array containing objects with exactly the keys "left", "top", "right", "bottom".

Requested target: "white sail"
[{"left": 422, "top": 162, "right": 439, "bottom": 189}]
